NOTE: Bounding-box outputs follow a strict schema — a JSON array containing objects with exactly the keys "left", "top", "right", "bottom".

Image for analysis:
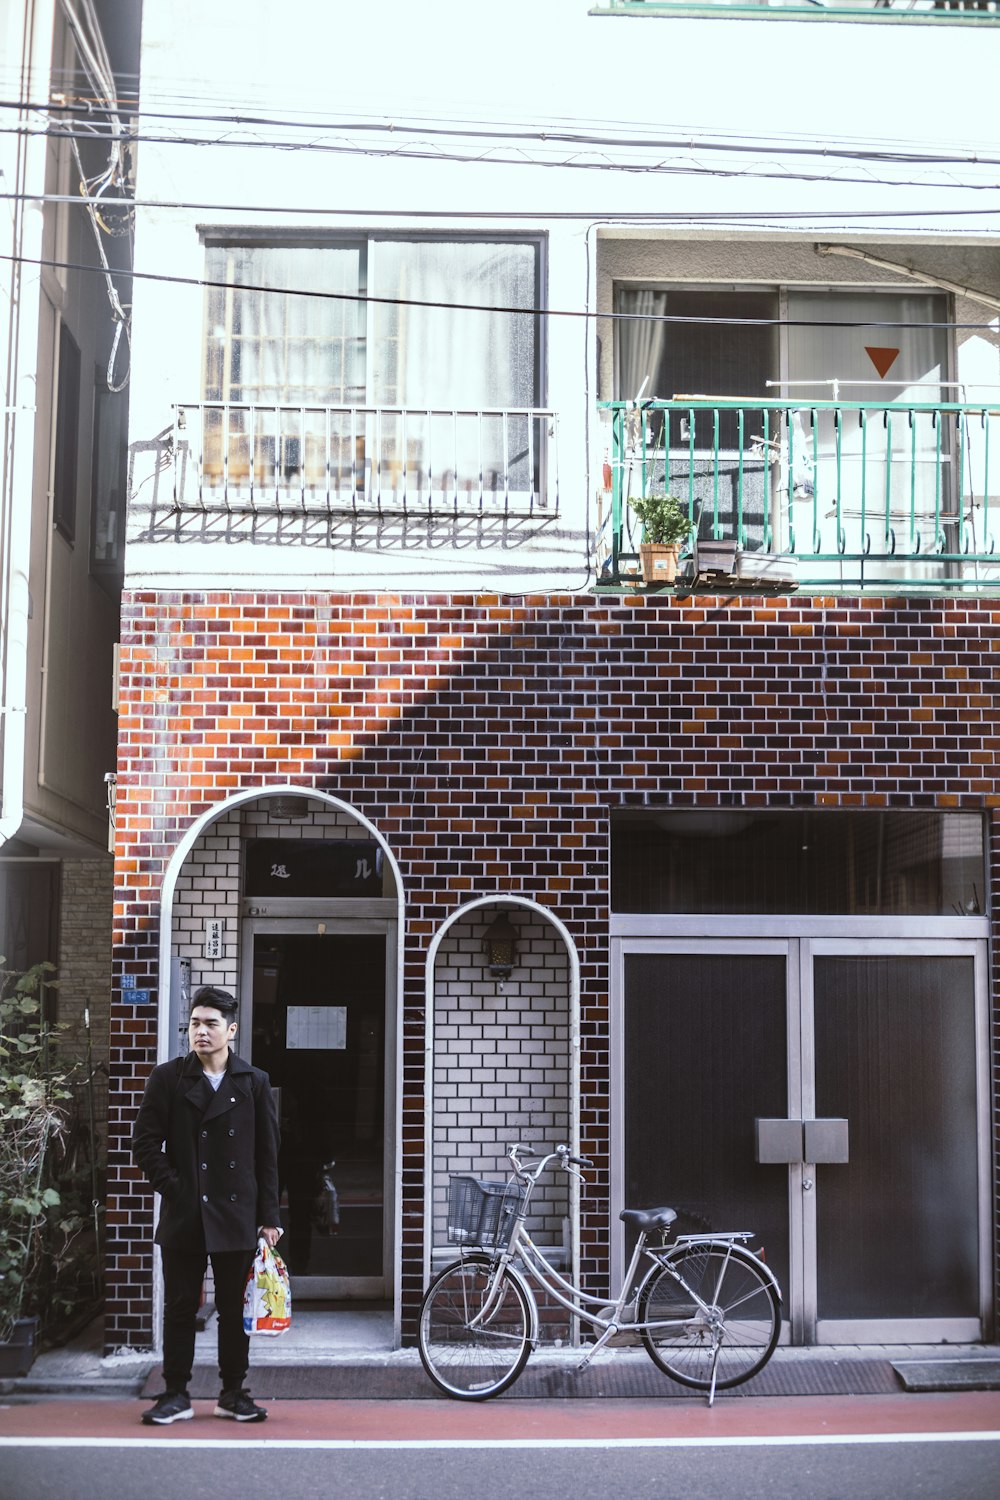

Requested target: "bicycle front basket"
[{"left": 447, "top": 1175, "right": 526, "bottom": 1249}]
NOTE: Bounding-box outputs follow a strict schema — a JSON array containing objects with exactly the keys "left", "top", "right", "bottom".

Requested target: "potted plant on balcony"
[
  {"left": 630, "top": 492, "right": 691, "bottom": 585},
  {"left": 0, "top": 960, "right": 69, "bottom": 1377}
]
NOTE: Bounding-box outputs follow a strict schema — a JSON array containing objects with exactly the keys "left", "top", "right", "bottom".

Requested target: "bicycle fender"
[
  {"left": 661, "top": 1238, "right": 783, "bottom": 1304},
  {"left": 446, "top": 1253, "right": 541, "bottom": 1348}
]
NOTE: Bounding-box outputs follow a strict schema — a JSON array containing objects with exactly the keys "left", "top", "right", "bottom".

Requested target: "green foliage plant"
[
  {"left": 0, "top": 959, "right": 76, "bottom": 1344},
  {"left": 630, "top": 492, "right": 691, "bottom": 547}
]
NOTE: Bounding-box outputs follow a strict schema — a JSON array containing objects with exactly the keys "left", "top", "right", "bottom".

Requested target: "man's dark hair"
[{"left": 190, "top": 986, "right": 238, "bottom": 1021}]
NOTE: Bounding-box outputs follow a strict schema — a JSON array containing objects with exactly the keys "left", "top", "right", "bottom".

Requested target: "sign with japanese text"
[{"left": 244, "top": 840, "right": 383, "bottom": 898}]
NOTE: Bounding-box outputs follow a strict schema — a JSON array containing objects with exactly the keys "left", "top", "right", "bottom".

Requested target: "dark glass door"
[
  {"left": 621, "top": 940, "right": 986, "bottom": 1344},
  {"left": 623, "top": 951, "right": 791, "bottom": 1303},
  {"left": 249, "top": 932, "right": 387, "bottom": 1298},
  {"left": 812, "top": 951, "right": 981, "bottom": 1336}
]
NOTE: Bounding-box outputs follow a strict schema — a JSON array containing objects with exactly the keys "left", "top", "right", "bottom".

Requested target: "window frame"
[
  {"left": 200, "top": 231, "right": 547, "bottom": 411},
  {"left": 89, "top": 371, "right": 128, "bottom": 594},
  {"left": 52, "top": 321, "right": 81, "bottom": 544},
  {"left": 611, "top": 279, "right": 954, "bottom": 407}
]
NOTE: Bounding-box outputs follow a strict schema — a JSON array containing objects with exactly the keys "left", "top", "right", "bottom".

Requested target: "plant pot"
[
  {"left": 693, "top": 538, "right": 740, "bottom": 580},
  {"left": 0, "top": 1316, "right": 40, "bottom": 1377},
  {"left": 639, "top": 542, "right": 679, "bottom": 585}
]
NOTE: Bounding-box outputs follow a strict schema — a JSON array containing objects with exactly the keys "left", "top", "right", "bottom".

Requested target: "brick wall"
[
  {"left": 107, "top": 590, "right": 1000, "bottom": 1351},
  {"left": 58, "top": 857, "right": 114, "bottom": 1141}
]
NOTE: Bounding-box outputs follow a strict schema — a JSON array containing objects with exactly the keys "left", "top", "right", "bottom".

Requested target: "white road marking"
[{"left": 1, "top": 1432, "right": 999, "bottom": 1450}]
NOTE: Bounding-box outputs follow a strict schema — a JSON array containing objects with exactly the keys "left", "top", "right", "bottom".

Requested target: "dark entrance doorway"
[{"left": 247, "top": 930, "right": 388, "bottom": 1299}]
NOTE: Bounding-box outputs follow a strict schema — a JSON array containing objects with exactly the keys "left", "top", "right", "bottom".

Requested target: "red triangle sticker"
[{"left": 865, "top": 346, "right": 900, "bottom": 379}]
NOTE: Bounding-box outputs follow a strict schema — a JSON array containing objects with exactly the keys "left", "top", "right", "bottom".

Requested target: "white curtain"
[
  {"left": 204, "top": 245, "right": 364, "bottom": 405},
  {"left": 369, "top": 240, "right": 536, "bottom": 408},
  {"left": 785, "top": 291, "right": 949, "bottom": 550},
  {"left": 370, "top": 240, "right": 538, "bottom": 495},
  {"left": 616, "top": 288, "right": 668, "bottom": 402}
]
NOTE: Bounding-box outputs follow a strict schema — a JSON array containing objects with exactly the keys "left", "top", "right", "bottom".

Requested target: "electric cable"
[
  {"left": 4, "top": 91, "right": 1000, "bottom": 169},
  {"left": 3, "top": 191, "right": 1000, "bottom": 226},
  {"left": 2, "top": 248, "right": 997, "bottom": 331},
  {"left": 3, "top": 116, "right": 1000, "bottom": 196}
]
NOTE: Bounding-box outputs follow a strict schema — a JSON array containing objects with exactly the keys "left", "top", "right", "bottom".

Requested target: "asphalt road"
[
  {"left": 1, "top": 1394, "right": 998, "bottom": 1500},
  {"left": 2, "top": 1435, "right": 1000, "bottom": 1500}
]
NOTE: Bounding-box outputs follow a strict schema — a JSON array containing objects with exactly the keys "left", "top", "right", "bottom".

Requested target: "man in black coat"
[{"left": 133, "top": 986, "right": 282, "bottom": 1425}]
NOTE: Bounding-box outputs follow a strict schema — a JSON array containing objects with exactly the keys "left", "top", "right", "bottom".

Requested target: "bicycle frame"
[
  {"left": 423, "top": 1144, "right": 783, "bottom": 1407},
  {"left": 463, "top": 1147, "right": 773, "bottom": 1365}
]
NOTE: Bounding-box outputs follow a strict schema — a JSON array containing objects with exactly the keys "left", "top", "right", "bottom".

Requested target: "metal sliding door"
[
  {"left": 618, "top": 934, "right": 989, "bottom": 1345},
  {"left": 805, "top": 940, "right": 987, "bottom": 1344},
  {"left": 618, "top": 942, "right": 794, "bottom": 1336}
]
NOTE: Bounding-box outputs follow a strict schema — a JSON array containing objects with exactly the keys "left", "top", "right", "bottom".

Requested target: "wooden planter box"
[{"left": 639, "top": 542, "right": 680, "bottom": 585}]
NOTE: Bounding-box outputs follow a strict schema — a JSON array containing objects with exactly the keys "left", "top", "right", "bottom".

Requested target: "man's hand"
[{"left": 259, "top": 1226, "right": 282, "bottom": 1249}]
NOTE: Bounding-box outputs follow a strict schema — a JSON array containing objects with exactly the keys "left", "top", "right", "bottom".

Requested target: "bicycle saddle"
[{"left": 619, "top": 1207, "right": 677, "bottom": 1233}]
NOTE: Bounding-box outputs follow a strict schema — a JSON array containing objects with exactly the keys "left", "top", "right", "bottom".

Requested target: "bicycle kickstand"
[{"left": 707, "top": 1339, "right": 722, "bottom": 1408}]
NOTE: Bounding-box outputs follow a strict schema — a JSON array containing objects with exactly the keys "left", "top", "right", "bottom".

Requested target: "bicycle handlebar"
[{"left": 507, "top": 1142, "right": 594, "bottom": 1180}]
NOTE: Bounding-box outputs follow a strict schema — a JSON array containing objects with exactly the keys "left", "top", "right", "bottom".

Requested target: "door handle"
[
  {"left": 755, "top": 1118, "right": 850, "bottom": 1164},
  {"left": 755, "top": 1118, "right": 804, "bottom": 1163},
  {"left": 804, "top": 1118, "right": 849, "bottom": 1164}
]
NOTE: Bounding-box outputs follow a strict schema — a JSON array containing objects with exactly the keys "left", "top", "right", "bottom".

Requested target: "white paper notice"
[{"left": 286, "top": 1005, "right": 347, "bottom": 1050}]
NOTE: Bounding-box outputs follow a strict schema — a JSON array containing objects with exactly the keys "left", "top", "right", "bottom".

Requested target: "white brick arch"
[
  {"left": 156, "top": 782, "right": 405, "bottom": 1061},
  {"left": 423, "top": 896, "right": 580, "bottom": 1289}
]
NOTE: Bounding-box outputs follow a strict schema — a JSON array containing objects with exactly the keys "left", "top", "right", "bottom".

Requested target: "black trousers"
[{"left": 161, "top": 1246, "right": 256, "bottom": 1394}]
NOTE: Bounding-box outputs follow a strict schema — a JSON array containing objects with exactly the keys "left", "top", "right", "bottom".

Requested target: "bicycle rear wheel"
[
  {"left": 418, "top": 1255, "right": 532, "bottom": 1399},
  {"left": 638, "top": 1242, "right": 780, "bottom": 1391}
]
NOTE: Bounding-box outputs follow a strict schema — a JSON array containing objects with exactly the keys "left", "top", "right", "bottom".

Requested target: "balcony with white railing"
[
  {"left": 590, "top": 1, "right": 999, "bottom": 23},
  {"left": 599, "top": 397, "right": 1000, "bottom": 593},
  {"left": 172, "top": 404, "right": 558, "bottom": 519}
]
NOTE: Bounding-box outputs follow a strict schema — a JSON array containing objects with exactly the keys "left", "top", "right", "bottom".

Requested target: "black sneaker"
[
  {"left": 141, "top": 1390, "right": 193, "bottom": 1425},
  {"left": 214, "top": 1387, "right": 268, "bottom": 1422}
]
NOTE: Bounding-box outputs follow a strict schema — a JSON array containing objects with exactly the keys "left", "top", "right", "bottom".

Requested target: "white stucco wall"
[{"left": 123, "top": 0, "right": 1000, "bottom": 592}]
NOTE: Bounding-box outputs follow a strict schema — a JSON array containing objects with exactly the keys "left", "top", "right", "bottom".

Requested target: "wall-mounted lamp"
[
  {"left": 483, "top": 911, "right": 519, "bottom": 980},
  {"left": 268, "top": 796, "right": 312, "bottom": 821}
]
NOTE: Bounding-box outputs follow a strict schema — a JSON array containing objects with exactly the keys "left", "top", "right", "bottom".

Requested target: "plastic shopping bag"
[{"left": 243, "top": 1237, "right": 292, "bottom": 1336}]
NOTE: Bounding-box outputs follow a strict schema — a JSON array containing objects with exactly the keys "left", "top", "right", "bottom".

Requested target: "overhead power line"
[
  {"left": 3, "top": 193, "right": 1000, "bottom": 226},
  {"left": 1, "top": 250, "right": 996, "bottom": 331},
  {"left": 2, "top": 117, "right": 999, "bottom": 194},
  {"left": 3, "top": 140, "right": 997, "bottom": 197},
  {"left": 5, "top": 92, "right": 1000, "bottom": 169}
]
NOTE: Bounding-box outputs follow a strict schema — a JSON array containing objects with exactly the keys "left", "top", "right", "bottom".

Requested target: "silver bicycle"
[{"left": 418, "top": 1143, "right": 782, "bottom": 1406}]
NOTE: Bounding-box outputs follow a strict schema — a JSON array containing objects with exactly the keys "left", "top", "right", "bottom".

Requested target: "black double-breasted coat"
[{"left": 132, "top": 1050, "right": 281, "bottom": 1253}]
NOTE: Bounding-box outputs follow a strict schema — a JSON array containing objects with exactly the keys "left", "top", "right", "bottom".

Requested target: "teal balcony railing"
[
  {"left": 598, "top": 398, "right": 1000, "bottom": 592},
  {"left": 590, "top": 2, "right": 999, "bottom": 24}
]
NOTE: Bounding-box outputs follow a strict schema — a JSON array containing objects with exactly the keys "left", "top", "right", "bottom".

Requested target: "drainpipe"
[
  {"left": 0, "top": 1, "right": 49, "bottom": 849},
  {"left": 815, "top": 243, "right": 1000, "bottom": 316}
]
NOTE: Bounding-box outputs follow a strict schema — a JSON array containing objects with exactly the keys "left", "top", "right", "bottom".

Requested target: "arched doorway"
[
  {"left": 156, "top": 784, "right": 404, "bottom": 1344},
  {"left": 424, "top": 897, "right": 580, "bottom": 1300}
]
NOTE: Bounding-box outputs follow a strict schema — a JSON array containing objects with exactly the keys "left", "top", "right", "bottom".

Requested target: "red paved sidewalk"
[{"left": 1, "top": 1392, "right": 998, "bottom": 1442}]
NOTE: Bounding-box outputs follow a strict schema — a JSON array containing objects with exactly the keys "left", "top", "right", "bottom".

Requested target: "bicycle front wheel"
[
  {"left": 418, "top": 1255, "right": 532, "bottom": 1399},
  {"left": 638, "top": 1242, "right": 780, "bottom": 1392}
]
